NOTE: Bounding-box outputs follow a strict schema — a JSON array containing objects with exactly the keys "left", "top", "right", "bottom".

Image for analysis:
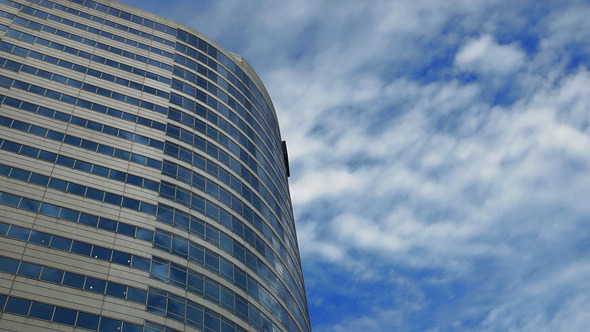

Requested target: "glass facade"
[{"left": 0, "top": 0, "right": 310, "bottom": 331}]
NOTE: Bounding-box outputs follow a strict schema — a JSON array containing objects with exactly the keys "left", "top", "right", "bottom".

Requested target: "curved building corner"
[{"left": 0, "top": 0, "right": 311, "bottom": 331}]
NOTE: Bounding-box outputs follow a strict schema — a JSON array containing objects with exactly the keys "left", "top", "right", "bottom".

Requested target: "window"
[
  {"left": 76, "top": 312, "right": 99, "bottom": 330},
  {"left": 40, "top": 267, "right": 64, "bottom": 284},
  {"left": 53, "top": 307, "right": 77, "bottom": 325},
  {"left": 29, "top": 302, "right": 54, "bottom": 320},
  {"left": 17, "top": 261, "right": 42, "bottom": 278},
  {"left": 0, "top": 257, "right": 19, "bottom": 273},
  {"left": 5, "top": 297, "right": 31, "bottom": 315},
  {"left": 62, "top": 272, "right": 85, "bottom": 289}
]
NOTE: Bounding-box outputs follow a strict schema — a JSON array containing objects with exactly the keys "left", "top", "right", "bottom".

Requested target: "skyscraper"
[{"left": 0, "top": 0, "right": 310, "bottom": 331}]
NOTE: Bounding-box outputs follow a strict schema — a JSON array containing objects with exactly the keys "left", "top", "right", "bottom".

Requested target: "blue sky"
[{"left": 118, "top": 0, "right": 590, "bottom": 331}]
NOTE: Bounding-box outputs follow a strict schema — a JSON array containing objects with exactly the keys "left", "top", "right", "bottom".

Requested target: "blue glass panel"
[
  {"left": 98, "top": 218, "right": 116, "bottom": 231},
  {"left": 49, "top": 236, "right": 72, "bottom": 251},
  {"left": 126, "top": 287, "right": 146, "bottom": 304},
  {"left": 147, "top": 292, "right": 166, "bottom": 315},
  {"left": 79, "top": 213, "right": 99, "bottom": 227},
  {"left": 122, "top": 322, "right": 143, "bottom": 332},
  {"left": 59, "top": 208, "right": 79, "bottom": 222},
  {"left": 106, "top": 282, "right": 127, "bottom": 299},
  {"left": 18, "top": 197, "right": 40, "bottom": 212},
  {"left": 5, "top": 297, "right": 31, "bottom": 315},
  {"left": 39, "top": 203, "right": 60, "bottom": 217},
  {"left": 84, "top": 277, "right": 106, "bottom": 294},
  {"left": 76, "top": 311, "right": 99, "bottom": 330},
  {"left": 131, "top": 256, "right": 150, "bottom": 271},
  {"left": 204, "top": 310, "right": 221, "bottom": 332},
  {"left": 0, "top": 256, "right": 19, "bottom": 273},
  {"left": 40, "top": 267, "right": 64, "bottom": 284},
  {"left": 62, "top": 272, "right": 85, "bottom": 289},
  {"left": 117, "top": 223, "right": 135, "bottom": 237},
  {"left": 17, "top": 262, "right": 42, "bottom": 278},
  {"left": 0, "top": 193, "right": 20, "bottom": 207},
  {"left": 7, "top": 225, "right": 30, "bottom": 241},
  {"left": 111, "top": 250, "right": 131, "bottom": 266},
  {"left": 29, "top": 230, "right": 51, "bottom": 246},
  {"left": 135, "top": 228, "right": 153, "bottom": 241},
  {"left": 29, "top": 302, "right": 54, "bottom": 320},
  {"left": 99, "top": 317, "right": 122, "bottom": 331},
  {"left": 53, "top": 307, "right": 77, "bottom": 325},
  {"left": 71, "top": 241, "right": 92, "bottom": 256},
  {"left": 91, "top": 246, "right": 112, "bottom": 261},
  {"left": 204, "top": 279, "right": 219, "bottom": 301}
]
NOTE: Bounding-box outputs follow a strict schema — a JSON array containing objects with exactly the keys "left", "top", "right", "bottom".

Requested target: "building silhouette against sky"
[{"left": 0, "top": 0, "right": 310, "bottom": 331}]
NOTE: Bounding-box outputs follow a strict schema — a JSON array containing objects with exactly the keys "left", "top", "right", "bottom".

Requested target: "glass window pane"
[
  {"left": 0, "top": 256, "right": 19, "bottom": 273},
  {"left": 131, "top": 256, "right": 150, "bottom": 271},
  {"left": 106, "top": 282, "right": 127, "bottom": 299},
  {"left": 5, "top": 297, "right": 31, "bottom": 315},
  {"left": 122, "top": 322, "right": 143, "bottom": 332},
  {"left": 62, "top": 272, "right": 85, "bottom": 289},
  {"left": 49, "top": 236, "right": 72, "bottom": 251},
  {"left": 29, "top": 302, "right": 54, "bottom": 320},
  {"left": 29, "top": 231, "right": 51, "bottom": 246},
  {"left": 84, "top": 277, "right": 106, "bottom": 294},
  {"left": 112, "top": 251, "right": 132, "bottom": 266},
  {"left": 91, "top": 246, "right": 112, "bottom": 261},
  {"left": 7, "top": 225, "right": 30, "bottom": 241},
  {"left": 126, "top": 287, "right": 146, "bottom": 304},
  {"left": 17, "top": 262, "right": 42, "bottom": 278},
  {"left": 40, "top": 267, "right": 64, "bottom": 284},
  {"left": 71, "top": 241, "right": 92, "bottom": 256},
  {"left": 76, "top": 311, "right": 99, "bottom": 330},
  {"left": 53, "top": 307, "right": 77, "bottom": 325},
  {"left": 39, "top": 203, "right": 60, "bottom": 217},
  {"left": 99, "top": 317, "right": 121, "bottom": 332}
]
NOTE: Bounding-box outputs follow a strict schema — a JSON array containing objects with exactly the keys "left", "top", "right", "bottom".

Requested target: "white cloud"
[{"left": 455, "top": 35, "right": 526, "bottom": 75}]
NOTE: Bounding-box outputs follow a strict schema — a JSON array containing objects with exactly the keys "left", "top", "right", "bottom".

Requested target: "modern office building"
[{"left": 0, "top": 0, "right": 310, "bottom": 331}]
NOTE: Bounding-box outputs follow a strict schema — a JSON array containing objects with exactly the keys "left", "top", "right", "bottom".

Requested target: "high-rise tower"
[{"left": 0, "top": 1, "right": 310, "bottom": 331}]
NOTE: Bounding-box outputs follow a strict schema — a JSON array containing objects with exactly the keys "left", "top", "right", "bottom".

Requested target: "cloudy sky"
[{"left": 117, "top": 0, "right": 590, "bottom": 331}]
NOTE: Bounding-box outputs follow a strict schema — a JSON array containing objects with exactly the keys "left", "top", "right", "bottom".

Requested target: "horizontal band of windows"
[
  {"left": 0, "top": 56, "right": 170, "bottom": 103},
  {"left": 0, "top": 113, "right": 163, "bottom": 169},
  {"left": 37, "top": 0, "right": 177, "bottom": 36},
  {"left": 0, "top": 256, "right": 249, "bottom": 332},
  {"left": 0, "top": 292, "right": 171, "bottom": 332},
  {"left": 24, "top": 0, "right": 176, "bottom": 47},
  {"left": 0, "top": 14, "right": 172, "bottom": 70},
  {"left": 9, "top": 2, "right": 174, "bottom": 59},
  {"left": 0, "top": 93, "right": 303, "bottom": 294},
  {"left": 0, "top": 221, "right": 292, "bottom": 332},
  {"left": 0, "top": 40, "right": 171, "bottom": 85}
]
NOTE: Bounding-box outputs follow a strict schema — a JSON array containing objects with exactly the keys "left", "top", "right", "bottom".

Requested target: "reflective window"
[
  {"left": 76, "top": 311, "right": 100, "bottom": 330},
  {"left": 53, "top": 307, "right": 77, "bottom": 325},
  {"left": 0, "top": 256, "right": 19, "bottom": 273},
  {"left": 62, "top": 272, "right": 85, "bottom": 288},
  {"left": 5, "top": 297, "right": 31, "bottom": 315},
  {"left": 17, "top": 261, "right": 41, "bottom": 278},
  {"left": 40, "top": 266, "right": 64, "bottom": 284},
  {"left": 29, "top": 302, "right": 54, "bottom": 320}
]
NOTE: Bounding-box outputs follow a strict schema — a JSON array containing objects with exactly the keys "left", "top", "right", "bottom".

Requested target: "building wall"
[{"left": 0, "top": 0, "right": 310, "bottom": 331}]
